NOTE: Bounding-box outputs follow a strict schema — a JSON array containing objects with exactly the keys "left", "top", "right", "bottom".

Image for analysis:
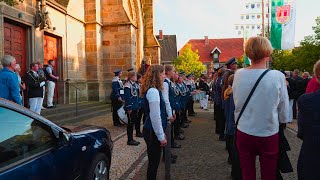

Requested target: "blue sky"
[{"left": 155, "top": 0, "right": 320, "bottom": 50}]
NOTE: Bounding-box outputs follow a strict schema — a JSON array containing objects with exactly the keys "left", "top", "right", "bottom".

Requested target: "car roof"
[{"left": 0, "top": 98, "right": 64, "bottom": 135}]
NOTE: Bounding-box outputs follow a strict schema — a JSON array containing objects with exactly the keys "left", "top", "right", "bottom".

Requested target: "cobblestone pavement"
[
  {"left": 131, "top": 106, "right": 302, "bottom": 180},
  {"left": 73, "top": 112, "right": 147, "bottom": 179}
]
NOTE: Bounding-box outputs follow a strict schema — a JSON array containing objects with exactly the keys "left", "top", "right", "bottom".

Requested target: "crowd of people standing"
[
  {"left": 211, "top": 36, "right": 320, "bottom": 180},
  {"left": 0, "top": 55, "right": 59, "bottom": 115}
]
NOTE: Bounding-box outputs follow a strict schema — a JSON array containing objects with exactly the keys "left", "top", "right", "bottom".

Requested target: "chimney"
[
  {"left": 159, "top": 30, "right": 163, "bottom": 40},
  {"left": 204, "top": 36, "right": 209, "bottom": 45}
]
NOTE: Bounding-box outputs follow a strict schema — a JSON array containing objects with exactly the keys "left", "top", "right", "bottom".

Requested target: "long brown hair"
[{"left": 140, "top": 65, "right": 164, "bottom": 96}]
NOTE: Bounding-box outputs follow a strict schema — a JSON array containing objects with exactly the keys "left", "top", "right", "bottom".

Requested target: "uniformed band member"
[
  {"left": 177, "top": 72, "right": 190, "bottom": 129},
  {"left": 140, "top": 65, "right": 167, "bottom": 180},
  {"left": 163, "top": 65, "right": 181, "bottom": 148},
  {"left": 186, "top": 74, "right": 197, "bottom": 116},
  {"left": 124, "top": 71, "right": 142, "bottom": 146},
  {"left": 136, "top": 73, "right": 145, "bottom": 128},
  {"left": 213, "top": 66, "right": 226, "bottom": 140},
  {"left": 173, "top": 72, "right": 185, "bottom": 140},
  {"left": 111, "top": 69, "right": 124, "bottom": 126}
]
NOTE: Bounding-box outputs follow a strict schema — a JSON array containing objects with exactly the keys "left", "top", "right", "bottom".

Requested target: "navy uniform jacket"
[
  {"left": 111, "top": 76, "right": 124, "bottom": 101},
  {"left": 177, "top": 83, "right": 188, "bottom": 109},
  {"left": 164, "top": 79, "right": 176, "bottom": 110},
  {"left": 297, "top": 90, "right": 320, "bottom": 180},
  {"left": 213, "top": 77, "right": 223, "bottom": 106},
  {"left": 174, "top": 83, "right": 182, "bottom": 111},
  {"left": 124, "top": 81, "right": 140, "bottom": 111}
]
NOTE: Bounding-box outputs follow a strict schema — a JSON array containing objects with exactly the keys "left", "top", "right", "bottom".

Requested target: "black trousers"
[
  {"left": 174, "top": 111, "right": 182, "bottom": 137},
  {"left": 181, "top": 108, "right": 188, "bottom": 124},
  {"left": 187, "top": 98, "right": 195, "bottom": 115},
  {"left": 143, "top": 128, "right": 162, "bottom": 180},
  {"left": 226, "top": 135, "right": 235, "bottom": 159},
  {"left": 137, "top": 109, "right": 145, "bottom": 133},
  {"left": 127, "top": 110, "right": 138, "bottom": 142},
  {"left": 215, "top": 105, "right": 224, "bottom": 134},
  {"left": 112, "top": 99, "right": 123, "bottom": 125},
  {"left": 293, "top": 99, "right": 297, "bottom": 119}
]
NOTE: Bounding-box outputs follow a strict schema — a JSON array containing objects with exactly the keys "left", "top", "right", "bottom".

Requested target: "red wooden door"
[
  {"left": 44, "top": 35, "right": 60, "bottom": 103},
  {"left": 44, "top": 35, "right": 58, "bottom": 73},
  {"left": 4, "top": 22, "right": 27, "bottom": 75}
]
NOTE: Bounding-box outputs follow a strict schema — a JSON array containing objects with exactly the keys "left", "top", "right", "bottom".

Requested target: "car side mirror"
[{"left": 58, "top": 131, "right": 70, "bottom": 147}]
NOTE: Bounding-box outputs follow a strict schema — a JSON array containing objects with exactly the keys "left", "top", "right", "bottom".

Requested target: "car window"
[{"left": 0, "top": 107, "right": 56, "bottom": 169}]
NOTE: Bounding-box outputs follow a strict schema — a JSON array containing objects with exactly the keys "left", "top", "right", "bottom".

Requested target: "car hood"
[{"left": 61, "top": 124, "right": 105, "bottom": 133}]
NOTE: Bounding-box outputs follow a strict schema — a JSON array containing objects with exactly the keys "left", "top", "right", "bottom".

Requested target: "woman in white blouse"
[
  {"left": 140, "top": 65, "right": 167, "bottom": 180},
  {"left": 233, "top": 36, "right": 290, "bottom": 180}
]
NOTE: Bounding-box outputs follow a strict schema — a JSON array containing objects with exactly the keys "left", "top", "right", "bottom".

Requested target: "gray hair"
[{"left": 1, "top": 55, "right": 16, "bottom": 67}]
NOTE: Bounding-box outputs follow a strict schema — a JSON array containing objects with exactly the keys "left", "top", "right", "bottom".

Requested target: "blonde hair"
[
  {"left": 314, "top": 60, "right": 320, "bottom": 82},
  {"left": 140, "top": 65, "right": 164, "bottom": 96},
  {"left": 245, "top": 36, "right": 273, "bottom": 62}
]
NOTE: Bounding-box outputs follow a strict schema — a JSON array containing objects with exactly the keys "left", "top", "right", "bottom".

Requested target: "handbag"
[{"left": 231, "top": 69, "right": 270, "bottom": 180}]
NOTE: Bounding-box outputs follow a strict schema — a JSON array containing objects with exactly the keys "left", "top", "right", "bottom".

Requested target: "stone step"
[
  {"left": 55, "top": 108, "right": 111, "bottom": 126},
  {"left": 42, "top": 102, "right": 112, "bottom": 125},
  {"left": 41, "top": 102, "right": 106, "bottom": 116}
]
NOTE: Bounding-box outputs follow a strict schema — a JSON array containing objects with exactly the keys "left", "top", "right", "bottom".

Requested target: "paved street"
[{"left": 67, "top": 104, "right": 302, "bottom": 180}]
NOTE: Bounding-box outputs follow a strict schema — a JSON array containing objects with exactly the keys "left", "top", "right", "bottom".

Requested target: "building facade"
[
  {"left": 184, "top": 36, "right": 244, "bottom": 74},
  {"left": 156, "top": 30, "right": 178, "bottom": 65},
  {"left": 0, "top": 0, "right": 160, "bottom": 104}
]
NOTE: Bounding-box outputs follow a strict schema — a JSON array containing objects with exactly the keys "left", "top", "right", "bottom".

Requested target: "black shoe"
[
  {"left": 127, "top": 140, "right": 140, "bottom": 146},
  {"left": 136, "top": 132, "right": 143, "bottom": 137},
  {"left": 188, "top": 113, "right": 195, "bottom": 117},
  {"left": 47, "top": 106, "right": 54, "bottom": 109},
  {"left": 181, "top": 124, "right": 189, "bottom": 128},
  {"left": 179, "top": 129, "right": 184, "bottom": 134},
  {"left": 171, "top": 143, "right": 181, "bottom": 148},
  {"left": 171, "top": 158, "right": 177, "bottom": 164},
  {"left": 175, "top": 134, "right": 185, "bottom": 140}
]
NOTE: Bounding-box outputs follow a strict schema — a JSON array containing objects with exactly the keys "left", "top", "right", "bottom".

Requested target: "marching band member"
[
  {"left": 163, "top": 65, "right": 181, "bottom": 148},
  {"left": 177, "top": 72, "right": 190, "bottom": 129},
  {"left": 111, "top": 69, "right": 124, "bottom": 127},
  {"left": 136, "top": 73, "right": 146, "bottom": 128},
  {"left": 173, "top": 72, "right": 185, "bottom": 140},
  {"left": 140, "top": 65, "right": 167, "bottom": 180},
  {"left": 186, "top": 74, "right": 197, "bottom": 116},
  {"left": 124, "top": 71, "right": 142, "bottom": 146}
]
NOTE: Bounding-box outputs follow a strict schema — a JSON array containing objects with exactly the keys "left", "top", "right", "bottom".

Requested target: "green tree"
[
  {"left": 0, "top": 0, "right": 23, "bottom": 6},
  {"left": 173, "top": 43, "right": 206, "bottom": 78}
]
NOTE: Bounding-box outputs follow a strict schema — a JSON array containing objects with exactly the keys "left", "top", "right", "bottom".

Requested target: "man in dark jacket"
[
  {"left": 292, "top": 69, "right": 303, "bottom": 119},
  {"left": 26, "top": 63, "right": 46, "bottom": 114}
]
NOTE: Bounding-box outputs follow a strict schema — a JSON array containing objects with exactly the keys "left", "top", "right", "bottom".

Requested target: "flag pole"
[{"left": 262, "top": 0, "right": 265, "bottom": 37}]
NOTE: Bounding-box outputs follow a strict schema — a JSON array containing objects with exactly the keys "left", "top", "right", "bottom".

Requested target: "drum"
[{"left": 117, "top": 106, "right": 128, "bottom": 124}]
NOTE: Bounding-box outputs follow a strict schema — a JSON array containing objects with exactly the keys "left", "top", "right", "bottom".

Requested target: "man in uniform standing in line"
[{"left": 111, "top": 69, "right": 124, "bottom": 127}]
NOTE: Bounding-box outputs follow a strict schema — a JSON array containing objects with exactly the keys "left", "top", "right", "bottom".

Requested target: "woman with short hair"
[
  {"left": 140, "top": 65, "right": 167, "bottom": 180},
  {"left": 233, "top": 36, "right": 290, "bottom": 180},
  {"left": 297, "top": 60, "right": 320, "bottom": 180}
]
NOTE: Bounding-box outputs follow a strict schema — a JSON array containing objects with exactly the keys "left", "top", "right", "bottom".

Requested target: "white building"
[{"left": 235, "top": 0, "right": 271, "bottom": 38}]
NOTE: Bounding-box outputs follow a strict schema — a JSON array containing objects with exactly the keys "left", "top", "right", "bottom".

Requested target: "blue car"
[{"left": 0, "top": 99, "right": 113, "bottom": 180}]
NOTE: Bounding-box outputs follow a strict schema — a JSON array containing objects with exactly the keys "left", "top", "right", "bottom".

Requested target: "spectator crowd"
[{"left": 0, "top": 55, "right": 59, "bottom": 115}]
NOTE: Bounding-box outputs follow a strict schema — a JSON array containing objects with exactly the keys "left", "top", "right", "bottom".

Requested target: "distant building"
[
  {"left": 183, "top": 36, "right": 244, "bottom": 74},
  {"left": 235, "top": 0, "right": 270, "bottom": 37},
  {"left": 156, "top": 30, "right": 178, "bottom": 65}
]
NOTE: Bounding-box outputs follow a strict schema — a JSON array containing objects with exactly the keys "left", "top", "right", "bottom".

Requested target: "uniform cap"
[
  {"left": 127, "top": 68, "right": 134, "bottom": 72},
  {"left": 225, "top": 57, "right": 237, "bottom": 66},
  {"left": 114, "top": 68, "right": 122, "bottom": 75}
]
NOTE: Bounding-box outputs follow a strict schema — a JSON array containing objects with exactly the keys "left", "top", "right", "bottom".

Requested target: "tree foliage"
[
  {"left": 0, "top": 0, "right": 23, "bottom": 6},
  {"left": 272, "top": 16, "right": 320, "bottom": 73},
  {"left": 173, "top": 43, "right": 206, "bottom": 78}
]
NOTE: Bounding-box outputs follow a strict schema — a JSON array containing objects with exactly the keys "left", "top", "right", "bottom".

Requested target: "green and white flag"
[{"left": 270, "top": 0, "right": 296, "bottom": 50}]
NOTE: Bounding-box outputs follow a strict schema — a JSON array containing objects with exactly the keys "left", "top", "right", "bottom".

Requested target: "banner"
[
  {"left": 243, "top": 30, "right": 251, "bottom": 66},
  {"left": 270, "top": 0, "right": 296, "bottom": 50}
]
